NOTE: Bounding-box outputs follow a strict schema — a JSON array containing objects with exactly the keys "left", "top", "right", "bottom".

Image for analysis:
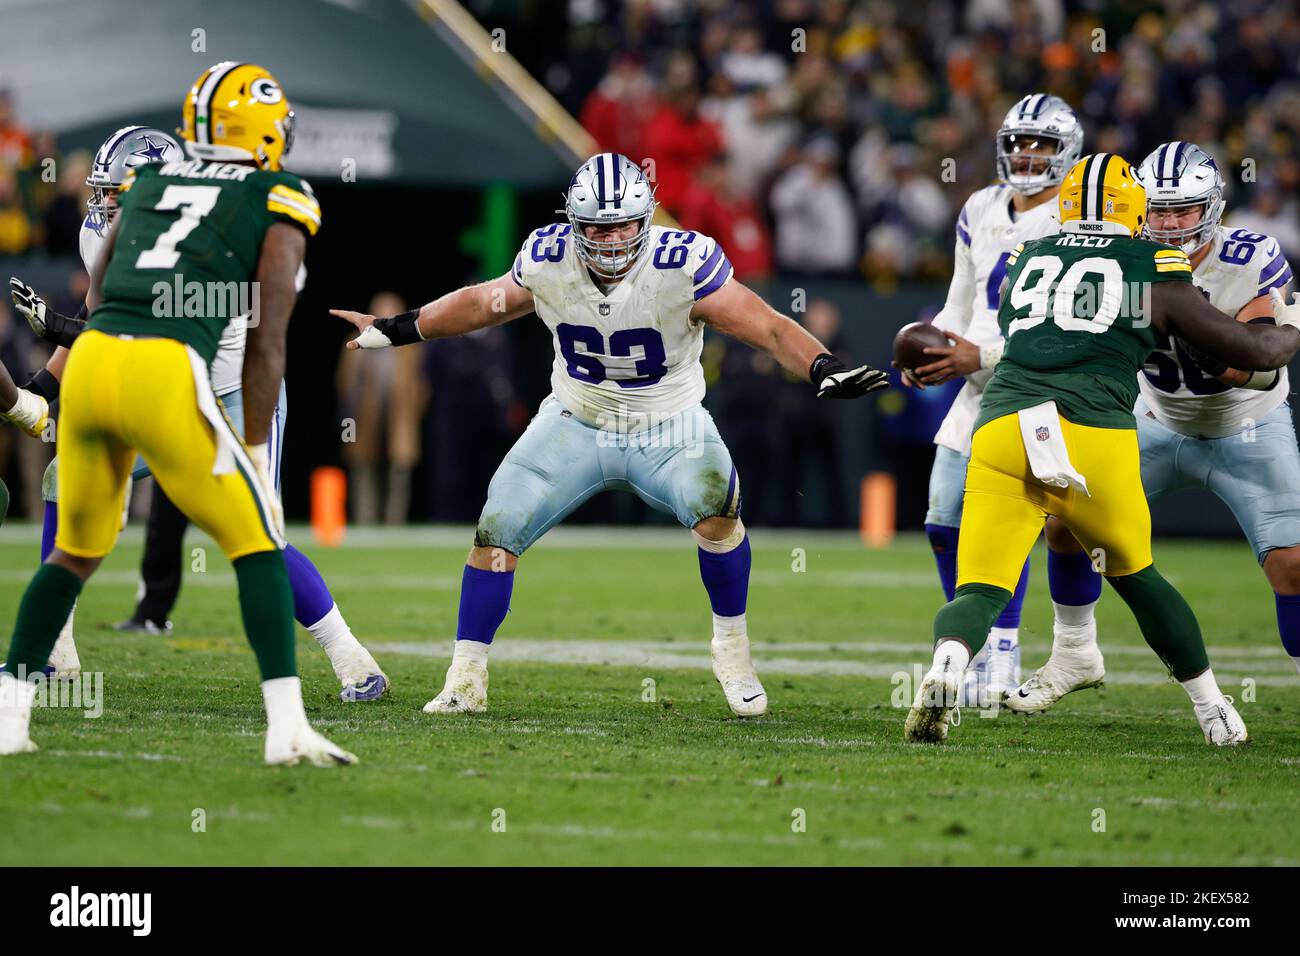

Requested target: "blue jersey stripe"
[
  {"left": 693, "top": 258, "right": 733, "bottom": 300},
  {"left": 693, "top": 243, "right": 724, "bottom": 285},
  {"left": 1260, "top": 265, "right": 1293, "bottom": 295},
  {"left": 1258, "top": 252, "right": 1288, "bottom": 285},
  {"left": 956, "top": 224, "right": 971, "bottom": 246}
]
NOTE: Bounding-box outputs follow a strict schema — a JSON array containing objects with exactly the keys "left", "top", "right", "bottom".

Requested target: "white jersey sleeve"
[
  {"left": 931, "top": 202, "right": 976, "bottom": 340},
  {"left": 521, "top": 223, "right": 721, "bottom": 430},
  {"left": 79, "top": 217, "right": 107, "bottom": 275},
  {"left": 1137, "top": 227, "right": 1293, "bottom": 438}
]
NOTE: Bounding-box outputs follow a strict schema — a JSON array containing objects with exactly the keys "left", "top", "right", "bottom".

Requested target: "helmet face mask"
[
  {"left": 1136, "top": 142, "right": 1224, "bottom": 254},
  {"left": 998, "top": 133, "right": 1060, "bottom": 182},
  {"left": 996, "top": 94, "right": 1084, "bottom": 196},
  {"left": 563, "top": 153, "right": 656, "bottom": 279},
  {"left": 574, "top": 218, "right": 649, "bottom": 278},
  {"left": 1145, "top": 200, "right": 1211, "bottom": 250},
  {"left": 85, "top": 125, "right": 184, "bottom": 228}
]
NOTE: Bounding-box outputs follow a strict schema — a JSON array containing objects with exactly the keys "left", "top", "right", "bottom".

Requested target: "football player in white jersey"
[
  {"left": 1011, "top": 141, "right": 1300, "bottom": 713},
  {"left": 333, "top": 152, "right": 886, "bottom": 717},
  {"left": 6, "top": 125, "right": 387, "bottom": 700},
  {"left": 902, "top": 94, "right": 1084, "bottom": 705}
]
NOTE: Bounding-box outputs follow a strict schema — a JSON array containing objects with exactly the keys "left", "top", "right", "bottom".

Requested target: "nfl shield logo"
[
  {"left": 599, "top": 302, "right": 611, "bottom": 316},
  {"left": 1035, "top": 426, "right": 1050, "bottom": 442}
]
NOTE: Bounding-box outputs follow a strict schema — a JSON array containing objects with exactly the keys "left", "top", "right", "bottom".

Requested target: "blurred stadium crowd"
[
  {"left": 2, "top": 0, "right": 1299, "bottom": 528},
  {"left": 546, "top": 0, "right": 1300, "bottom": 280}
]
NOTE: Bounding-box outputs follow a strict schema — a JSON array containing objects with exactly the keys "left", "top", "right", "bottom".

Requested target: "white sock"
[
  {"left": 306, "top": 604, "right": 360, "bottom": 657},
  {"left": 0, "top": 671, "right": 36, "bottom": 714},
  {"left": 929, "top": 639, "right": 971, "bottom": 676},
  {"left": 988, "top": 625, "right": 1019, "bottom": 650},
  {"left": 1179, "top": 668, "right": 1222, "bottom": 708},
  {"left": 1053, "top": 599, "right": 1098, "bottom": 630},
  {"left": 1291, "top": 656, "right": 1300, "bottom": 677},
  {"left": 712, "top": 613, "right": 747, "bottom": 643},
  {"left": 261, "top": 675, "right": 307, "bottom": 729},
  {"left": 452, "top": 639, "right": 489, "bottom": 667}
]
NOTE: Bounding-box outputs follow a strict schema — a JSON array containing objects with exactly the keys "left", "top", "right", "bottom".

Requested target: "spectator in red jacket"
[
  {"left": 677, "top": 154, "right": 773, "bottom": 281},
  {"left": 579, "top": 53, "right": 658, "bottom": 163},
  {"left": 642, "top": 52, "right": 724, "bottom": 215}
]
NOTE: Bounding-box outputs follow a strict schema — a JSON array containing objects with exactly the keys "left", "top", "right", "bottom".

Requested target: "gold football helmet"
[
  {"left": 1058, "top": 153, "right": 1146, "bottom": 238},
  {"left": 180, "top": 62, "right": 295, "bottom": 171}
]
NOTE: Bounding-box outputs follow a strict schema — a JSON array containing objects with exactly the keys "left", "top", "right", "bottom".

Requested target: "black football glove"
[
  {"left": 10, "top": 277, "right": 86, "bottom": 348},
  {"left": 810, "top": 353, "right": 889, "bottom": 399}
]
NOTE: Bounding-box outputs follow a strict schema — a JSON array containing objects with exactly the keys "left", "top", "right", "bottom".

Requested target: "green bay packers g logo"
[{"left": 250, "top": 77, "right": 283, "bottom": 105}]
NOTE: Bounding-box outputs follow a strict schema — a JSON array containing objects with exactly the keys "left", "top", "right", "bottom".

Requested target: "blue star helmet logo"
[{"left": 132, "top": 134, "right": 172, "bottom": 164}]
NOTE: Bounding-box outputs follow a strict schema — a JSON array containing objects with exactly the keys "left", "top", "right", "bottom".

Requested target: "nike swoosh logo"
[
  {"left": 1017, "top": 689, "right": 1030, "bottom": 698},
  {"left": 742, "top": 693, "right": 765, "bottom": 703}
]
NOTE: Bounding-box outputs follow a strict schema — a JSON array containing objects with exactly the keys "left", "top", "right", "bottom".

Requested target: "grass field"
[{"left": 0, "top": 523, "right": 1297, "bottom": 866}]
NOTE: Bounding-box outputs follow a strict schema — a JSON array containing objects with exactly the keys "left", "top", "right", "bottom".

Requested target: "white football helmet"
[
  {"left": 86, "top": 126, "right": 183, "bottom": 228},
  {"left": 1136, "top": 141, "right": 1225, "bottom": 254},
  {"left": 995, "top": 94, "right": 1084, "bottom": 195},
  {"left": 562, "top": 152, "right": 656, "bottom": 277}
]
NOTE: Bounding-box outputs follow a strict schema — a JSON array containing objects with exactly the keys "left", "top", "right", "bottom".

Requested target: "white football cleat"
[
  {"left": 904, "top": 668, "right": 962, "bottom": 743},
  {"left": 332, "top": 647, "right": 388, "bottom": 703},
  {"left": 0, "top": 673, "right": 38, "bottom": 756},
  {"left": 1195, "top": 695, "right": 1248, "bottom": 746},
  {"left": 264, "top": 717, "right": 357, "bottom": 767},
  {"left": 423, "top": 659, "right": 488, "bottom": 714},
  {"left": 1003, "top": 644, "right": 1105, "bottom": 714},
  {"left": 711, "top": 634, "right": 766, "bottom": 717}
]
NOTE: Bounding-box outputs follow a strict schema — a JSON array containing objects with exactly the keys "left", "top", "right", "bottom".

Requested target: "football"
[{"left": 892, "top": 321, "right": 952, "bottom": 376}]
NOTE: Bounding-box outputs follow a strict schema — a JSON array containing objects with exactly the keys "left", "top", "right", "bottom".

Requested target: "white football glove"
[
  {"left": 1270, "top": 288, "right": 1300, "bottom": 331},
  {"left": 246, "top": 442, "right": 285, "bottom": 536},
  {"left": 9, "top": 277, "right": 48, "bottom": 337},
  {"left": 2, "top": 388, "right": 49, "bottom": 439}
]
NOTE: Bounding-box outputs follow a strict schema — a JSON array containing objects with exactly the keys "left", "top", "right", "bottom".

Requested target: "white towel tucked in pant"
[{"left": 1016, "top": 401, "right": 1090, "bottom": 496}]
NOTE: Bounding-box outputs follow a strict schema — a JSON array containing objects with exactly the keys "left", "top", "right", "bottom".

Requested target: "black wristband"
[
  {"left": 809, "top": 352, "right": 844, "bottom": 388},
  {"left": 23, "top": 368, "right": 60, "bottom": 402},
  {"left": 372, "top": 309, "right": 423, "bottom": 346},
  {"left": 38, "top": 308, "right": 87, "bottom": 349}
]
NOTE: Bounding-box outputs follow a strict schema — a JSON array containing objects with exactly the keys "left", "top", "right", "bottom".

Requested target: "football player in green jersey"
[{"left": 0, "top": 63, "right": 355, "bottom": 766}]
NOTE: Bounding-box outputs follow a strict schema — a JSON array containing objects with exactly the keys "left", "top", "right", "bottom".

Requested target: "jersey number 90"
[{"left": 1006, "top": 255, "right": 1126, "bottom": 337}]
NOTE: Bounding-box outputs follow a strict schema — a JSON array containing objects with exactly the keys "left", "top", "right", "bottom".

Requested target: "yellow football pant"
[
  {"left": 54, "top": 330, "right": 281, "bottom": 560},
  {"left": 957, "top": 411, "right": 1153, "bottom": 592}
]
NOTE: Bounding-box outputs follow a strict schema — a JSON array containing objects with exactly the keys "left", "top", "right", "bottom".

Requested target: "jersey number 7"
[{"left": 136, "top": 185, "right": 222, "bottom": 270}]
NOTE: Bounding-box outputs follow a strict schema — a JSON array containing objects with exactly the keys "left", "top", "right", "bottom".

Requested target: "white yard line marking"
[{"left": 369, "top": 639, "right": 1300, "bottom": 685}]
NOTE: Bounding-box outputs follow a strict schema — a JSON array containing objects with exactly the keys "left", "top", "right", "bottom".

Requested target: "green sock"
[
  {"left": 1107, "top": 565, "right": 1208, "bottom": 680},
  {"left": 233, "top": 550, "right": 296, "bottom": 681},
  {"left": 4, "top": 563, "right": 83, "bottom": 678},
  {"left": 933, "top": 582, "right": 1012, "bottom": 656}
]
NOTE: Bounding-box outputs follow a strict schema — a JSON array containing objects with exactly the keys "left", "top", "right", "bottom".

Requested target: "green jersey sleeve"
[{"left": 262, "top": 171, "right": 321, "bottom": 237}]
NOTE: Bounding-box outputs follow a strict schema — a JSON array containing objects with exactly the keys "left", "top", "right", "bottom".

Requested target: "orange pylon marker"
[
  {"left": 860, "top": 472, "right": 896, "bottom": 548},
  {"left": 311, "top": 466, "right": 347, "bottom": 547}
]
